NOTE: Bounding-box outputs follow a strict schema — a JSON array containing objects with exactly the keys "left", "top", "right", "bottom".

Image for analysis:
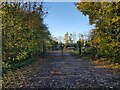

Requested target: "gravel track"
[{"left": 20, "top": 51, "right": 120, "bottom": 89}]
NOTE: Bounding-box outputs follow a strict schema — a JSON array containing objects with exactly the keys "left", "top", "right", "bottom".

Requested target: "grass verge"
[{"left": 70, "top": 50, "right": 120, "bottom": 73}]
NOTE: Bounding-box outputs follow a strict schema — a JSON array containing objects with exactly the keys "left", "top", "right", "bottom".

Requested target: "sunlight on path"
[{"left": 20, "top": 51, "right": 120, "bottom": 88}]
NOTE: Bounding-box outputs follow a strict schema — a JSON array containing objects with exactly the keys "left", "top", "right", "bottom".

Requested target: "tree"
[
  {"left": 64, "top": 32, "right": 69, "bottom": 48},
  {"left": 77, "top": 40, "right": 81, "bottom": 55},
  {"left": 50, "top": 37, "right": 59, "bottom": 50},
  {"left": 76, "top": 2, "right": 120, "bottom": 63},
  {"left": 69, "top": 33, "right": 73, "bottom": 45},
  {"left": 72, "top": 32, "right": 76, "bottom": 43},
  {"left": 1, "top": 2, "right": 51, "bottom": 72},
  {"left": 79, "top": 33, "right": 84, "bottom": 47}
]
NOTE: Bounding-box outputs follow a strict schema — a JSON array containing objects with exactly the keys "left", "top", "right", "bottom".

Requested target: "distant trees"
[
  {"left": 64, "top": 32, "right": 77, "bottom": 48},
  {"left": 69, "top": 33, "right": 73, "bottom": 45},
  {"left": 78, "top": 33, "right": 84, "bottom": 48},
  {"left": 76, "top": 2, "right": 120, "bottom": 63},
  {"left": 77, "top": 40, "right": 81, "bottom": 55},
  {"left": 64, "top": 32, "right": 69, "bottom": 48},
  {"left": 49, "top": 37, "right": 59, "bottom": 50}
]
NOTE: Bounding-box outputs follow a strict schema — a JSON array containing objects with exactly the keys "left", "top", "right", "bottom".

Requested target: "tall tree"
[
  {"left": 64, "top": 32, "right": 69, "bottom": 48},
  {"left": 69, "top": 33, "right": 73, "bottom": 45},
  {"left": 1, "top": 2, "right": 51, "bottom": 71},
  {"left": 76, "top": 2, "right": 120, "bottom": 63}
]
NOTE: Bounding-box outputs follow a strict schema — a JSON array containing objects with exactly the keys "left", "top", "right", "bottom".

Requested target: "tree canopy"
[
  {"left": 76, "top": 2, "right": 120, "bottom": 63},
  {"left": 1, "top": 2, "right": 51, "bottom": 72}
]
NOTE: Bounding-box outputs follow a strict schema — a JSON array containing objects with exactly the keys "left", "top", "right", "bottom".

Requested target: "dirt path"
[{"left": 18, "top": 51, "right": 120, "bottom": 89}]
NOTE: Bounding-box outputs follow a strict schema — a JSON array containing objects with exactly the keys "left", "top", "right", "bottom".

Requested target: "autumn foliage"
[
  {"left": 1, "top": 2, "right": 51, "bottom": 73},
  {"left": 76, "top": 2, "right": 120, "bottom": 63}
]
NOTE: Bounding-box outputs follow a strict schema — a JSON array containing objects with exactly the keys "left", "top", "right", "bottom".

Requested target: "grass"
[
  {"left": 70, "top": 50, "right": 81, "bottom": 58},
  {"left": 70, "top": 50, "right": 90, "bottom": 59},
  {"left": 92, "top": 58, "right": 120, "bottom": 70},
  {"left": 70, "top": 50, "right": 120, "bottom": 73}
]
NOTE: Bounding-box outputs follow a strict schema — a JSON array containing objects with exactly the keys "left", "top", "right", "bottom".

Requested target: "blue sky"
[{"left": 44, "top": 2, "right": 94, "bottom": 41}]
